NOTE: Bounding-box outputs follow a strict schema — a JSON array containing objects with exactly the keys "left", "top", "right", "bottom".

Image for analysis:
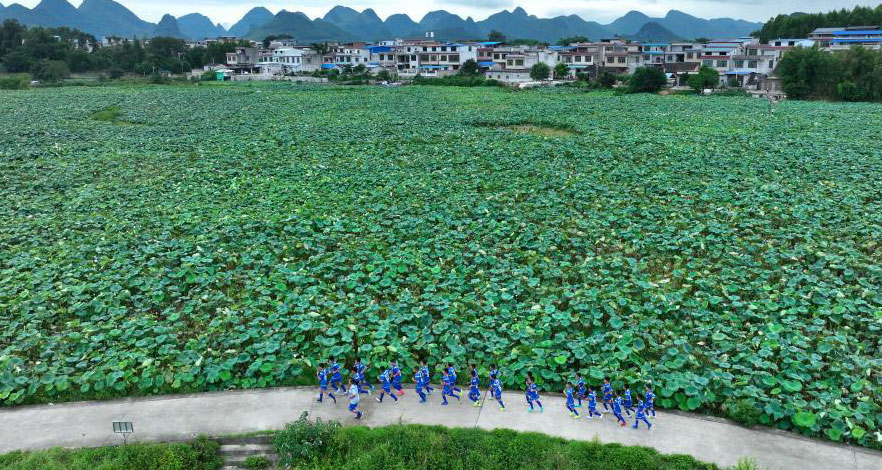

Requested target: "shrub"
[
  {"left": 200, "top": 71, "right": 217, "bottom": 82},
  {"left": 30, "top": 59, "right": 69, "bottom": 83},
  {"left": 241, "top": 455, "right": 271, "bottom": 470},
  {"left": 688, "top": 66, "right": 720, "bottom": 92},
  {"left": 529, "top": 62, "right": 550, "bottom": 81},
  {"left": 725, "top": 399, "right": 763, "bottom": 427},
  {"left": 598, "top": 71, "right": 616, "bottom": 88},
  {"left": 272, "top": 411, "right": 340, "bottom": 468},
  {"left": 627, "top": 67, "right": 667, "bottom": 93},
  {"left": 107, "top": 67, "right": 125, "bottom": 79},
  {"left": 0, "top": 74, "right": 29, "bottom": 90},
  {"left": 0, "top": 439, "right": 222, "bottom": 470}
]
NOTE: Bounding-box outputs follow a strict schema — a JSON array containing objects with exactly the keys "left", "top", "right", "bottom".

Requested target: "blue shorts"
[
  {"left": 320, "top": 385, "right": 328, "bottom": 390},
  {"left": 349, "top": 403, "right": 358, "bottom": 411},
  {"left": 382, "top": 386, "right": 391, "bottom": 393}
]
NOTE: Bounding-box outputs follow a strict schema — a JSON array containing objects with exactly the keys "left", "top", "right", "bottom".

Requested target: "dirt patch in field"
[{"left": 503, "top": 124, "right": 577, "bottom": 137}]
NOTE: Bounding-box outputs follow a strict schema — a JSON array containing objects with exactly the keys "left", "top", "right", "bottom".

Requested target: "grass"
[{"left": 0, "top": 437, "right": 221, "bottom": 470}]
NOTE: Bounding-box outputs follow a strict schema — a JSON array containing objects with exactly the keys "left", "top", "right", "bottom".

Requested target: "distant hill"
[
  {"left": 153, "top": 13, "right": 185, "bottom": 38},
  {"left": 628, "top": 22, "right": 682, "bottom": 42},
  {"left": 0, "top": 3, "right": 764, "bottom": 42},
  {"left": 227, "top": 6, "right": 273, "bottom": 38},
  {"left": 247, "top": 10, "right": 353, "bottom": 43},
  {"left": 322, "top": 6, "right": 390, "bottom": 40},
  {"left": 178, "top": 13, "right": 226, "bottom": 40}
]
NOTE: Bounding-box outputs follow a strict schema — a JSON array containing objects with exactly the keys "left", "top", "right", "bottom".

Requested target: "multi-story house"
[
  {"left": 260, "top": 47, "right": 320, "bottom": 74},
  {"left": 225, "top": 47, "right": 261, "bottom": 74},
  {"left": 828, "top": 26, "right": 882, "bottom": 50},
  {"left": 481, "top": 45, "right": 559, "bottom": 83},
  {"left": 393, "top": 41, "right": 479, "bottom": 78}
]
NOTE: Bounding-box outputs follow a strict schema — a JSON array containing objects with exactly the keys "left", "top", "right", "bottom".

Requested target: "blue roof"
[
  {"left": 477, "top": 61, "right": 495, "bottom": 67},
  {"left": 833, "top": 30, "right": 882, "bottom": 35},
  {"left": 643, "top": 51, "right": 664, "bottom": 55},
  {"left": 420, "top": 65, "right": 445, "bottom": 69},
  {"left": 549, "top": 46, "right": 574, "bottom": 51},
  {"left": 726, "top": 69, "right": 754, "bottom": 75},
  {"left": 476, "top": 41, "right": 501, "bottom": 45},
  {"left": 641, "top": 43, "right": 669, "bottom": 46},
  {"left": 321, "top": 64, "right": 336, "bottom": 69},
  {"left": 367, "top": 46, "right": 393, "bottom": 53},
  {"left": 832, "top": 38, "right": 882, "bottom": 42}
]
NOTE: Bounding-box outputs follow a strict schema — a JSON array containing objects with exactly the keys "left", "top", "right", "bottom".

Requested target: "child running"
[
  {"left": 391, "top": 361, "right": 404, "bottom": 396},
  {"left": 354, "top": 357, "right": 373, "bottom": 394},
  {"left": 328, "top": 356, "right": 343, "bottom": 393},
  {"left": 441, "top": 368, "right": 461, "bottom": 405},
  {"left": 575, "top": 372, "right": 586, "bottom": 408},
  {"left": 565, "top": 382, "right": 580, "bottom": 419},
  {"left": 447, "top": 363, "right": 462, "bottom": 394},
  {"left": 376, "top": 367, "right": 399, "bottom": 404},
  {"left": 644, "top": 385, "right": 656, "bottom": 418},
  {"left": 526, "top": 372, "right": 543, "bottom": 413},
  {"left": 468, "top": 366, "right": 482, "bottom": 406},
  {"left": 420, "top": 360, "right": 433, "bottom": 395},
  {"left": 623, "top": 384, "right": 635, "bottom": 416},
  {"left": 632, "top": 399, "right": 652, "bottom": 430},
  {"left": 586, "top": 387, "right": 603, "bottom": 419},
  {"left": 602, "top": 377, "right": 613, "bottom": 413},
  {"left": 413, "top": 366, "right": 427, "bottom": 403},
  {"left": 348, "top": 378, "right": 362, "bottom": 420},
  {"left": 490, "top": 373, "right": 505, "bottom": 411},
  {"left": 612, "top": 392, "right": 627, "bottom": 427},
  {"left": 315, "top": 363, "right": 336, "bottom": 404}
]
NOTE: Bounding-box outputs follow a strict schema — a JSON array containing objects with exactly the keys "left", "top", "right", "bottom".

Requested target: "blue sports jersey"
[
  {"left": 613, "top": 397, "right": 623, "bottom": 414},
  {"left": 624, "top": 389, "right": 632, "bottom": 406},
  {"left": 491, "top": 379, "right": 502, "bottom": 396},
  {"left": 353, "top": 371, "right": 364, "bottom": 384},
  {"left": 355, "top": 362, "right": 366, "bottom": 375},
  {"left": 349, "top": 384, "right": 359, "bottom": 404},
  {"left": 414, "top": 371, "right": 424, "bottom": 390},
  {"left": 442, "top": 373, "right": 453, "bottom": 391},
  {"left": 330, "top": 362, "right": 341, "bottom": 379},
  {"left": 421, "top": 366, "right": 430, "bottom": 381},
  {"left": 380, "top": 370, "right": 391, "bottom": 386},
  {"left": 490, "top": 367, "right": 500, "bottom": 379},
  {"left": 470, "top": 376, "right": 480, "bottom": 391},
  {"left": 318, "top": 370, "right": 328, "bottom": 386},
  {"left": 588, "top": 390, "right": 597, "bottom": 407},
  {"left": 565, "top": 388, "right": 575, "bottom": 404},
  {"left": 603, "top": 383, "right": 612, "bottom": 398},
  {"left": 636, "top": 403, "right": 646, "bottom": 419},
  {"left": 391, "top": 366, "right": 402, "bottom": 384},
  {"left": 577, "top": 378, "right": 586, "bottom": 394},
  {"left": 645, "top": 391, "right": 655, "bottom": 405},
  {"left": 528, "top": 383, "right": 539, "bottom": 399}
]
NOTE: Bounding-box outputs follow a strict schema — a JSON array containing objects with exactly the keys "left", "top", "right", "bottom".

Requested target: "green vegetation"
[
  {"left": 688, "top": 66, "right": 720, "bottom": 92},
  {"left": 0, "top": 437, "right": 221, "bottom": 470},
  {"left": 626, "top": 67, "right": 667, "bottom": 93},
  {"left": 0, "top": 74, "right": 29, "bottom": 90},
  {"left": 241, "top": 455, "right": 271, "bottom": 470},
  {"left": 276, "top": 415, "right": 718, "bottom": 470},
  {"left": 757, "top": 4, "right": 882, "bottom": 44},
  {"left": 0, "top": 85, "right": 880, "bottom": 449},
  {"left": 529, "top": 62, "right": 550, "bottom": 81},
  {"left": 413, "top": 74, "right": 502, "bottom": 87},
  {"left": 778, "top": 46, "right": 882, "bottom": 102}
]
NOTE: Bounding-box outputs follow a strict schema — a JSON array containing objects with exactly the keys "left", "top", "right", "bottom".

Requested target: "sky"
[{"left": 8, "top": 0, "right": 878, "bottom": 28}]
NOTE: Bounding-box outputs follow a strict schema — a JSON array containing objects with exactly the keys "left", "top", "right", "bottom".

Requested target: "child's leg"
[
  {"left": 650, "top": 405, "right": 656, "bottom": 417},
  {"left": 603, "top": 400, "right": 610, "bottom": 411},
  {"left": 417, "top": 390, "right": 426, "bottom": 402},
  {"left": 536, "top": 399, "right": 543, "bottom": 410},
  {"left": 497, "top": 397, "right": 505, "bottom": 409},
  {"left": 527, "top": 398, "right": 534, "bottom": 410},
  {"left": 577, "top": 394, "right": 582, "bottom": 407}
]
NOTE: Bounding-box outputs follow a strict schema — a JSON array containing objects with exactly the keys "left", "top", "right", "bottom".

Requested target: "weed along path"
[{"left": 1, "top": 386, "right": 879, "bottom": 470}]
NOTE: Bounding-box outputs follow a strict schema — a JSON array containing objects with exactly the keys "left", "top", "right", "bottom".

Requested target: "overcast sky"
[{"left": 9, "top": 0, "right": 878, "bottom": 28}]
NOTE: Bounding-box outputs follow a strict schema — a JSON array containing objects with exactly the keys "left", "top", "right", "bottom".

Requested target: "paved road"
[{"left": 1, "top": 386, "right": 879, "bottom": 470}]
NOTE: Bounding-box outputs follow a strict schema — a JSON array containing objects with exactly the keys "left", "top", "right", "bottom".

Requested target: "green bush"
[
  {"left": 0, "top": 74, "right": 29, "bottom": 90},
  {"left": 298, "top": 424, "right": 718, "bottom": 470},
  {"left": 0, "top": 438, "right": 222, "bottom": 470},
  {"left": 627, "top": 67, "right": 667, "bottom": 93},
  {"left": 412, "top": 74, "right": 501, "bottom": 87},
  {"left": 725, "top": 399, "right": 763, "bottom": 427},
  {"left": 688, "top": 66, "right": 719, "bottom": 92},
  {"left": 241, "top": 455, "right": 271, "bottom": 470},
  {"left": 272, "top": 411, "right": 340, "bottom": 468},
  {"left": 29, "top": 59, "right": 69, "bottom": 83},
  {"left": 200, "top": 71, "right": 217, "bottom": 82}
]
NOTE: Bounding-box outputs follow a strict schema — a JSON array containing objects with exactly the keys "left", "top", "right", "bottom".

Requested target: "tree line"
[
  {"left": 777, "top": 45, "right": 882, "bottom": 101},
  {"left": 756, "top": 4, "right": 882, "bottom": 43},
  {"left": 0, "top": 19, "right": 249, "bottom": 82}
]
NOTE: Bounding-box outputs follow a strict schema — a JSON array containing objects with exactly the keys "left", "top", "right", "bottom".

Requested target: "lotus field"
[{"left": 0, "top": 84, "right": 880, "bottom": 447}]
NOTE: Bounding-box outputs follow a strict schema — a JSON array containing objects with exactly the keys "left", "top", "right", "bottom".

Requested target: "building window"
[
  {"left": 768, "top": 60, "right": 774, "bottom": 68},
  {"left": 575, "top": 56, "right": 582, "bottom": 62},
  {"left": 748, "top": 60, "right": 758, "bottom": 68},
  {"left": 716, "top": 60, "right": 727, "bottom": 67},
  {"left": 515, "top": 59, "right": 523, "bottom": 66},
  {"left": 703, "top": 59, "right": 713, "bottom": 67},
  {"left": 618, "top": 56, "right": 626, "bottom": 64},
  {"left": 735, "top": 60, "right": 744, "bottom": 67}
]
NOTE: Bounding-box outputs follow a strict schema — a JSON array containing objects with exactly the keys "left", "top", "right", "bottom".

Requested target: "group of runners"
[{"left": 315, "top": 356, "right": 656, "bottom": 430}]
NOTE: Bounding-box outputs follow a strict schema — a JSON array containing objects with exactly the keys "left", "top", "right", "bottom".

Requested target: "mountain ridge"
[{"left": 0, "top": 2, "right": 763, "bottom": 43}]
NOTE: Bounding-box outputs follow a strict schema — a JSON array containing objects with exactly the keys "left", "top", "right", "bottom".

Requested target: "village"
[{"left": 178, "top": 26, "right": 882, "bottom": 92}]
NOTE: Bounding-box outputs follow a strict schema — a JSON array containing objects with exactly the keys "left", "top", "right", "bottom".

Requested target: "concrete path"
[{"left": 1, "top": 386, "right": 879, "bottom": 470}]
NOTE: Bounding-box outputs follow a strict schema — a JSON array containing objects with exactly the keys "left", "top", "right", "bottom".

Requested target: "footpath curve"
[{"left": 0, "top": 386, "right": 879, "bottom": 470}]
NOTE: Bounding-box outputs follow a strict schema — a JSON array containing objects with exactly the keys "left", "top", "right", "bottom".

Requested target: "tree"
[
  {"left": 376, "top": 69, "right": 392, "bottom": 81},
  {"left": 556, "top": 36, "right": 588, "bottom": 46},
  {"left": 530, "top": 62, "right": 550, "bottom": 81},
  {"left": 692, "top": 37, "right": 711, "bottom": 44},
  {"left": 598, "top": 71, "right": 616, "bottom": 88},
  {"left": 458, "top": 58, "right": 478, "bottom": 77},
  {"left": 263, "top": 34, "right": 293, "bottom": 48},
  {"left": 311, "top": 42, "right": 331, "bottom": 58},
  {"left": 627, "top": 66, "right": 667, "bottom": 93},
  {"left": 488, "top": 30, "right": 506, "bottom": 43},
  {"left": 553, "top": 62, "right": 569, "bottom": 79},
  {"left": 688, "top": 66, "right": 720, "bottom": 92},
  {"left": 30, "top": 59, "right": 69, "bottom": 82}
]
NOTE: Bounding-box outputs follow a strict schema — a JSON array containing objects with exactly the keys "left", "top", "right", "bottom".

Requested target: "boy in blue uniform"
[
  {"left": 623, "top": 384, "right": 635, "bottom": 416},
  {"left": 586, "top": 387, "right": 603, "bottom": 419},
  {"left": 468, "top": 366, "right": 482, "bottom": 407},
  {"left": 575, "top": 373, "right": 586, "bottom": 408},
  {"left": 348, "top": 378, "right": 362, "bottom": 420},
  {"left": 602, "top": 377, "right": 613, "bottom": 413},
  {"left": 526, "top": 372, "right": 543, "bottom": 412},
  {"left": 328, "top": 357, "right": 343, "bottom": 393},
  {"left": 441, "top": 369, "right": 461, "bottom": 405},
  {"left": 565, "top": 382, "right": 580, "bottom": 418},
  {"left": 612, "top": 392, "right": 627, "bottom": 426},
  {"left": 490, "top": 373, "right": 505, "bottom": 411},
  {"left": 447, "top": 363, "right": 462, "bottom": 394},
  {"left": 391, "top": 361, "right": 404, "bottom": 396},
  {"left": 376, "top": 368, "right": 399, "bottom": 403},
  {"left": 632, "top": 399, "right": 652, "bottom": 430},
  {"left": 413, "top": 366, "right": 427, "bottom": 403},
  {"left": 644, "top": 385, "right": 656, "bottom": 418},
  {"left": 354, "top": 357, "right": 373, "bottom": 394},
  {"left": 420, "top": 360, "right": 433, "bottom": 394},
  {"left": 316, "top": 363, "right": 336, "bottom": 404}
]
